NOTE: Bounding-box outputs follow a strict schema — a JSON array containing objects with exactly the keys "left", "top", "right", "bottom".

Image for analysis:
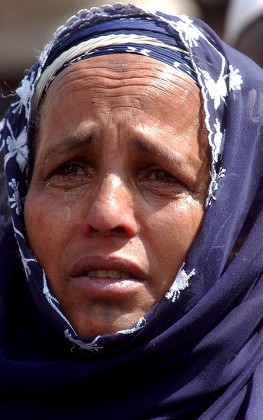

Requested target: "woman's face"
[{"left": 24, "top": 54, "right": 210, "bottom": 337}]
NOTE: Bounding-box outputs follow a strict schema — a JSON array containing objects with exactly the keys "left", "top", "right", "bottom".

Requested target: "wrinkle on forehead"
[{"left": 43, "top": 53, "right": 199, "bottom": 99}]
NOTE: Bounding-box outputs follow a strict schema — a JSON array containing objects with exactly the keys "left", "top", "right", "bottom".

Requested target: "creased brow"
[{"left": 43, "top": 132, "right": 96, "bottom": 162}]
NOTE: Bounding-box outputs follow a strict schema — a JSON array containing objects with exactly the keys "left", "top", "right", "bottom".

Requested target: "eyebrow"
[
  {"left": 132, "top": 136, "right": 171, "bottom": 159},
  {"left": 46, "top": 132, "right": 178, "bottom": 161},
  {"left": 43, "top": 132, "right": 95, "bottom": 161},
  {"left": 131, "top": 136, "right": 196, "bottom": 172},
  {"left": 42, "top": 130, "right": 197, "bottom": 174}
]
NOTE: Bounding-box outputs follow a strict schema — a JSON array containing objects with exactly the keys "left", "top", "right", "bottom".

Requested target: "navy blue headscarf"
[{"left": 0, "top": 3, "right": 262, "bottom": 419}]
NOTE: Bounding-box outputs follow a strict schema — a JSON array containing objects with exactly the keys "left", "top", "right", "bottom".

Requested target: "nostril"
[
  {"left": 89, "top": 225, "right": 98, "bottom": 233},
  {"left": 85, "top": 224, "right": 127, "bottom": 236},
  {"left": 113, "top": 226, "right": 126, "bottom": 234}
]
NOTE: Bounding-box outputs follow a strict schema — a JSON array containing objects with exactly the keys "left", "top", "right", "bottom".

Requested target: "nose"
[{"left": 82, "top": 174, "right": 138, "bottom": 238}]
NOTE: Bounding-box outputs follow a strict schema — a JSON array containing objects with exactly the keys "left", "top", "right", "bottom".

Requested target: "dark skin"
[{"left": 24, "top": 54, "right": 211, "bottom": 337}]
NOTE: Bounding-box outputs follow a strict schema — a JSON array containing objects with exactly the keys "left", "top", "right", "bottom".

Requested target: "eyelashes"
[
  {"left": 142, "top": 167, "right": 179, "bottom": 183},
  {"left": 51, "top": 161, "right": 180, "bottom": 185},
  {"left": 42, "top": 156, "right": 189, "bottom": 197}
]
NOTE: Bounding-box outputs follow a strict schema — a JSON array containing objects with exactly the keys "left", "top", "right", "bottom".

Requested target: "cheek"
[
  {"left": 146, "top": 199, "right": 205, "bottom": 262},
  {"left": 24, "top": 193, "right": 76, "bottom": 259}
]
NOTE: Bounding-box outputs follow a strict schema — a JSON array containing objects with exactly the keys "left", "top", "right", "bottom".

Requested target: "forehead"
[
  {"left": 45, "top": 53, "right": 198, "bottom": 91},
  {"left": 40, "top": 53, "right": 201, "bottom": 118}
]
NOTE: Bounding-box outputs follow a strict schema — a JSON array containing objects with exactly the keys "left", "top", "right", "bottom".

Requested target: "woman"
[{"left": 0, "top": 3, "right": 262, "bottom": 419}]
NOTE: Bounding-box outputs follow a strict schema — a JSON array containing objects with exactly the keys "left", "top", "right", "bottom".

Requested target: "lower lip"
[{"left": 69, "top": 276, "right": 142, "bottom": 298}]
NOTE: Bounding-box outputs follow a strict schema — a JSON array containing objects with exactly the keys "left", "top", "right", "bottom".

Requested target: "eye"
[
  {"left": 56, "top": 162, "right": 85, "bottom": 176},
  {"left": 46, "top": 159, "right": 94, "bottom": 189},
  {"left": 149, "top": 168, "right": 178, "bottom": 183},
  {"left": 144, "top": 167, "right": 178, "bottom": 183},
  {"left": 137, "top": 165, "right": 189, "bottom": 198}
]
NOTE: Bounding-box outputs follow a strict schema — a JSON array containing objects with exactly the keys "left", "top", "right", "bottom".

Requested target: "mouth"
[
  {"left": 68, "top": 256, "right": 145, "bottom": 298},
  {"left": 69, "top": 255, "right": 145, "bottom": 281},
  {"left": 87, "top": 270, "right": 132, "bottom": 279}
]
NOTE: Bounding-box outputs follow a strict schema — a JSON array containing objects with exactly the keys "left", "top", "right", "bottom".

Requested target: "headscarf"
[{"left": 0, "top": 3, "right": 263, "bottom": 419}]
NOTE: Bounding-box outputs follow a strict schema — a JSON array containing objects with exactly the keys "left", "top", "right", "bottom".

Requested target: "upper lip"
[{"left": 69, "top": 255, "right": 146, "bottom": 280}]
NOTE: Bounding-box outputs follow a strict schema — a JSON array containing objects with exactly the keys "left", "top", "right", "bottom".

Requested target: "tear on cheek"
[
  {"left": 65, "top": 206, "right": 72, "bottom": 223},
  {"left": 186, "top": 196, "right": 194, "bottom": 203}
]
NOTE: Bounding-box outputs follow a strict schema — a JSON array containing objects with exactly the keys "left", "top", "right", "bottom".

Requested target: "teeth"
[{"left": 87, "top": 270, "right": 131, "bottom": 279}]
